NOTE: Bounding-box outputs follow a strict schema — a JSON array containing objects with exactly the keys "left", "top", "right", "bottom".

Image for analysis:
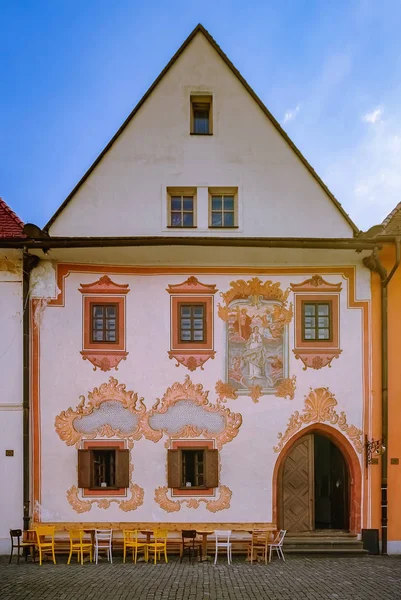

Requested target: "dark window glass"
[
  {"left": 179, "top": 304, "right": 205, "bottom": 342},
  {"left": 91, "top": 304, "right": 118, "bottom": 343},
  {"left": 182, "top": 450, "right": 205, "bottom": 487},
  {"left": 92, "top": 450, "right": 116, "bottom": 487},
  {"left": 170, "top": 195, "right": 194, "bottom": 227},
  {"left": 210, "top": 195, "right": 236, "bottom": 227},
  {"left": 303, "top": 302, "right": 331, "bottom": 341},
  {"left": 193, "top": 104, "right": 210, "bottom": 134}
]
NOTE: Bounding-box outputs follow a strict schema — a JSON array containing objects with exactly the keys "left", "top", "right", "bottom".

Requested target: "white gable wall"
[{"left": 49, "top": 33, "right": 353, "bottom": 238}]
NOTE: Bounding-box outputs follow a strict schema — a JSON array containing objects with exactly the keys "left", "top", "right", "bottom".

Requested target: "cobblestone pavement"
[{"left": 1, "top": 554, "right": 401, "bottom": 600}]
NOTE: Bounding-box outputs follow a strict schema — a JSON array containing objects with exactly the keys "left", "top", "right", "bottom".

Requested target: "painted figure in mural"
[
  {"left": 233, "top": 307, "right": 252, "bottom": 341},
  {"left": 243, "top": 326, "right": 267, "bottom": 379}
]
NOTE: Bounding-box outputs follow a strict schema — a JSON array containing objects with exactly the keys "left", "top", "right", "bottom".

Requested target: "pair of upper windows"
[{"left": 168, "top": 189, "right": 237, "bottom": 229}]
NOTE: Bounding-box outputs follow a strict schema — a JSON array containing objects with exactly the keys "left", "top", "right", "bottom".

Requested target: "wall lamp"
[{"left": 365, "top": 435, "right": 386, "bottom": 467}]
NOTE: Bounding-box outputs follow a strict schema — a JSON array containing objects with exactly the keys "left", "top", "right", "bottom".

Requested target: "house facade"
[{"left": 0, "top": 25, "right": 398, "bottom": 554}]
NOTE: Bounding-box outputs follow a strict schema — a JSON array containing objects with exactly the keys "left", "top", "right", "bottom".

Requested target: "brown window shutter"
[
  {"left": 115, "top": 449, "right": 130, "bottom": 488},
  {"left": 167, "top": 449, "right": 182, "bottom": 488},
  {"left": 205, "top": 449, "right": 219, "bottom": 488},
  {"left": 78, "top": 449, "right": 91, "bottom": 488}
]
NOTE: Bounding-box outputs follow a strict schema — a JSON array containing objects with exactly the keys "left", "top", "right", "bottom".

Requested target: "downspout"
[
  {"left": 22, "top": 251, "right": 39, "bottom": 531},
  {"left": 363, "top": 238, "right": 401, "bottom": 555}
]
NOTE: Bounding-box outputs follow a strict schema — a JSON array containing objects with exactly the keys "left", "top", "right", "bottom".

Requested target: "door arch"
[{"left": 272, "top": 423, "right": 361, "bottom": 534}]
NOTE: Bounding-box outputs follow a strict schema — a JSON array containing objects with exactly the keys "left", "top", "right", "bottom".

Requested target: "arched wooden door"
[
  {"left": 280, "top": 434, "right": 314, "bottom": 532},
  {"left": 278, "top": 432, "right": 350, "bottom": 533}
]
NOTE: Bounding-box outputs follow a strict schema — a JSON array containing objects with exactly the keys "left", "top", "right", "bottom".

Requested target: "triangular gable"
[
  {"left": 45, "top": 24, "right": 358, "bottom": 235},
  {"left": 0, "top": 198, "right": 25, "bottom": 238}
]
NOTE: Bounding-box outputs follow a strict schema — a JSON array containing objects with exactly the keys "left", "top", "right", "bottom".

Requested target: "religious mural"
[{"left": 218, "top": 278, "right": 293, "bottom": 395}]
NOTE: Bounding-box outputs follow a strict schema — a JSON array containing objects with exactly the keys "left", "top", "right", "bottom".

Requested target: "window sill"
[
  {"left": 166, "top": 225, "right": 197, "bottom": 229},
  {"left": 208, "top": 226, "right": 239, "bottom": 229},
  {"left": 190, "top": 132, "right": 213, "bottom": 136}
]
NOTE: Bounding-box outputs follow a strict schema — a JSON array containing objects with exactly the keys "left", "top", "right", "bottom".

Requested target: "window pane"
[
  {"left": 183, "top": 212, "right": 194, "bottom": 227},
  {"left": 193, "top": 306, "right": 204, "bottom": 317},
  {"left": 211, "top": 196, "right": 222, "bottom": 211},
  {"left": 223, "top": 196, "right": 234, "bottom": 210},
  {"left": 180, "top": 306, "right": 191, "bottom": 317},
  {"left": 318, "top": 329, "right": 330, "bottom": 340},
  {"left": 106, "top": 320, "right": 116, "bottom": 330},
  {"left": 94, "top": 319, "right": 104, "bottom": 329},
  {"left": 318, "top": 304, "right": 329, "bottom": 316},
  {"left": 193, "top": 319, "right": 203, "bottom": 329},
  {"left": 181, "top": 330, "right": 191, "bottom": 341},
  {"left": 211, "top": 212, "right": 222, "bottom": 227},
  {"left": 181, "top": 319, "right": 191, "bottom": 329},
  {"left": 106, "top": 306, "right": 116, "bottom": 318},
  {"left": 304, "top": 317, "right": 315, "bottom": 328},
  {"left": 93, "top": 330, "right": 104, "bottom": 341},
  {"left": 304, "top": 304, "right": 316, "bottom": 316},
  {"left": 171, "top": 212, "right": 182, "bottom": 227},
  {"left": 171, "top": 197, "right": 182, "bottom": 210},
  {"left": 183, "top": 197, "right": 193, "bottom": 211},
  {"left": 193, "top": 331, "right": 204, "bottom": 341},
  {"left": 304, "top": 329, "right": 315, "bottom": 340},
  {"left": 223, "top": 212, "right": 234, "bottom": 227},
  {"left": 194, "top": 110, "right": 209, "bottom": 134},
  {"left": 106, "top": 331, "right": 116, "bottom": 342},
  {"left": 318, "top": 317, "right": 329, "bottom": 328},
  {"left": 93, "top": 306, "right": 104, "bottom": 318}
]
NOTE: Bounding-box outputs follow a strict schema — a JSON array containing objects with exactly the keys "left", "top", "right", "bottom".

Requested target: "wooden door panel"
[{"left": 281, "top": 434, "right": 314, "bottom": 532}]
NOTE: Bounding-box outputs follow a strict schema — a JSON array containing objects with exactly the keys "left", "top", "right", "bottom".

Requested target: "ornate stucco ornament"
[
  {"left": 154, "top": 485, "right": 232, "bottom": 513},
  {"left": 54, "top": 377, "right": 147, "bottom": 449},
  {"left": 66, "top": 483, "right": 144, "bottom": 513},
  {"left": 273, "top": 387, "right": 363, "bottom": 454},
  {"left": 142, "top": 375, "right": 242, "bottom": 450}
]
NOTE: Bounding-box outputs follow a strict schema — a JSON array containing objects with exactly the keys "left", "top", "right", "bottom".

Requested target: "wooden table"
[{"left": 196, "top": 531, "right": 214, "bottom": 562}]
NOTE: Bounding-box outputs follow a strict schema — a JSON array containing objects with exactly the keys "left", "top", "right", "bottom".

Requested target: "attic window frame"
[{"left": 190, "top": 95, "right": 213, "bottom": 135}]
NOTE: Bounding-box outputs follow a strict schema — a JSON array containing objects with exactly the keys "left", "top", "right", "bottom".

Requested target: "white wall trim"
[{"left": 0, "top": 404, "right": 23, "bottom": 411}]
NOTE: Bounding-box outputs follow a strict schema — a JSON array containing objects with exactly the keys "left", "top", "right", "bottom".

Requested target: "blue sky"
[{"left": 1, "top": 0, "right": 401, "bottom": 231}]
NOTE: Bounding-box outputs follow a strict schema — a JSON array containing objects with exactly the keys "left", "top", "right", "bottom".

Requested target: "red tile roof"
[{"left": 0, "top": 197, "right": 25, "bottom": 238}]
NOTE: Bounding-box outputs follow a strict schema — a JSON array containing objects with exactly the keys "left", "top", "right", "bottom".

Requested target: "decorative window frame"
[
  {"left": 167, "top": 276, "right": 217, "bottom": 371},
  {"left": 291, "top": 275, "right": 342, "bottom": 370},
  {"left": 81, "top": 440, "right": 127, "bottom": 498},
  {"left": 79, "top": 275, "right": 129, "bottom": 371}
]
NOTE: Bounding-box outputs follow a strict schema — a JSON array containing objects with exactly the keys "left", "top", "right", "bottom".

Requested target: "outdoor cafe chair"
[
  {"left": 9, "top": 529, "right": 36, "bottom": 564},
  {"left": 247, "top": 529, "right": 271, "bottom": 565},
  {"left": 268, "top": 529, "right": 287, "bottom": 562},
  {"left": 180, "top": 530, "right": 202, "bottom": 563},
  {"left": 214, "top": 530, "right": 232, "bottom": 565},
  {"left": 123, "top": 529, "right": 148, "bottom": 564},
  {"left": 94, "top": 529, "right": 113, "bottom": 564},
  {"left": 146, "top": 529, "right": 168, "bottom": 564},
  {"left": 67, "top": 529, "right": 93, "bottom": 565},
  {"left": 35, "top": 525, "right": 56, "bottom": 565}
]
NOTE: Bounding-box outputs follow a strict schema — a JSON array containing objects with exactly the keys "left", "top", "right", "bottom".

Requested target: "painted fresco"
[
  {"left": 227, "top": 300, "right": 288, "bottom": 393},
  {"left": 218, "top": 278, "right": 292, "bottom": 395}
]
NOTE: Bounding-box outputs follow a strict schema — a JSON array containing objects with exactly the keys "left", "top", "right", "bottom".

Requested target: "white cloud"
[
  {"left": 283, "top": 104, "right": 300, "bottom": 123},
  {"left": 362, "top": 106, "right": 384, "bottom": 124},
  {"left": 323, "top": 107, "right": 401, "bottom": 230}
]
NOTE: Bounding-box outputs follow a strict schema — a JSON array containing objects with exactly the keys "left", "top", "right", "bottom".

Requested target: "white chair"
[
  {"left": 214, "top": 530, "right": 232, "bottom": 565},
  {"left": 268, "top": 529, "right": 286, "bottom": 562},
  {"left": 94, "top": 529, "right": 113, "bottom": 564}
]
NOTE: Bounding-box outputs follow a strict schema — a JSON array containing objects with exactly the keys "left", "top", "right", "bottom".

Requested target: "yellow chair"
[
  {"left": 34, "top": 526, "right": 56, "bottom": 566},
  {"left": 67, "top": 529, "right": 93, "bottom": 565},
  {"left": 146, "top": 530, "right": 168, "bottom": 564},
  {"left": 123, "top": 530, "right": 147, "bottom": 564}
]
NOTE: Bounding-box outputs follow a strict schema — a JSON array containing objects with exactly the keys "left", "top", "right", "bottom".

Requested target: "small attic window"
[{"left": 190, "top": 95, "right": 212, "bottom": 135}]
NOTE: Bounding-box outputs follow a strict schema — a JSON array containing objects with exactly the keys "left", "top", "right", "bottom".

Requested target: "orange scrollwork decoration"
[
  {"left": 273, "top": 387, "right": 363, "bottom": 454},
  {"left": 142, "top": 375, "right": 242, "bottom": 449},
  {"left": 154, "top": 485, "right": 232, "bottom": 513},
  {"left": 54, "top": 377, "right": 147, "bottom": 448},
  {"left": 275, "top": 376, "right": 297, "bottom": 400},
  {"left": 215, "top": 380, "right": 239, "bottom": 403},
  {"left": 67, "top": 484, "right": 144, "bottom": 513}
]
